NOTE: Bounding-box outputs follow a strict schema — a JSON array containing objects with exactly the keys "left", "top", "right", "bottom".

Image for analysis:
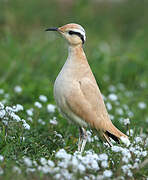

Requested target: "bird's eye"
[
  {"left": 68, "top": 30, "right": 85, "bottom": 44},
  {"left": 68, "top": 31, "right": 73, "bottom": 35}
]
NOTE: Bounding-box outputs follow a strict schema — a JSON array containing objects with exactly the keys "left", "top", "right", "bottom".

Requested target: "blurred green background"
[{"left": 0, "top": 0, "right": 148, "bottom": 128}]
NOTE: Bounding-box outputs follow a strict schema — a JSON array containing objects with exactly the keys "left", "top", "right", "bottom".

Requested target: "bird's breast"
[
  {"left": 53, "top": 69, "right": 88, "bottom": 127},
  {"left": 54, "top": 71, "right": 71, "bottom": 109}
]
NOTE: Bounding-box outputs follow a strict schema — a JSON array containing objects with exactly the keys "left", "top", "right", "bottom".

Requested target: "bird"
[{"left": 45, "top": 23, "right": 129, "bottom": 153}]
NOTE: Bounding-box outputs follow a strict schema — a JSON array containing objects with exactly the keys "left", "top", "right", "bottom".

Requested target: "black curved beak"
[{"left": 45, "top": 27, "right": 58, "bottom": 32}]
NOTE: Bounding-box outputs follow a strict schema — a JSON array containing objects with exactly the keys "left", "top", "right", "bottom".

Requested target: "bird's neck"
[{"left": 68, "top": 44, "right": 87, "bottom": 62}]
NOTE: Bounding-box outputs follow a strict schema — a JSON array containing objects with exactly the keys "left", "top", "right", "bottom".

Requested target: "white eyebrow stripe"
[{"left": 71, "top": 29, "right": 86, "bottom": 41}]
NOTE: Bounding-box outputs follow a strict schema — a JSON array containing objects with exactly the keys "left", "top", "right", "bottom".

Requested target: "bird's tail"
[{"left": 101, "top": 122, "right": 128, "bottom": 147}]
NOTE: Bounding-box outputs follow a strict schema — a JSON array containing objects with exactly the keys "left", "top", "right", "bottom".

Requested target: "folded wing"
[{"left": 65, "top": 78, "right": 127, "bottom": 145}]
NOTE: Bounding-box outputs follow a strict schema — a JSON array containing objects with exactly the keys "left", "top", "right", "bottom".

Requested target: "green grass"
[{"left": 0, "top": 0, "right": 148, "bottom": 179}]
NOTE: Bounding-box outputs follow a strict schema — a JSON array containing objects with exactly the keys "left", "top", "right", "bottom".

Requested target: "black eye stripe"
[{"left": 68, "top": 30, "right": 85, "bottom": 44}]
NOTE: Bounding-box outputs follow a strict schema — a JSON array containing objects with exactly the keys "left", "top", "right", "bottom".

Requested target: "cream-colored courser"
[{"left": 46, "top": 23, "right": 128, "bottom": 152}]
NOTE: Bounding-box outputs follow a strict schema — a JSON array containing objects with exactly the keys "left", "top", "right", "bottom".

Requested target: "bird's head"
[{"left": 46, "top": 23, "right": 86, "bottom": 46}]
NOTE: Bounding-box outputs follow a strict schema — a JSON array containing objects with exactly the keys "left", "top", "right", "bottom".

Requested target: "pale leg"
[
  {"left": 78, "top": 127, "right": 88, "bottom": 153},
  {"left": 78, "top": 127, "right": 83, "bottom": 152}
]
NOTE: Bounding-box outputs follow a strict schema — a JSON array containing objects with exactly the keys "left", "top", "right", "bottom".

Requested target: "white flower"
[
  {"left": 94, "top": 135, "right": 99, "bottom": 140},
  {"left": 108, "top": 85, "right": 116, "bottom": 92},
  {"left": 39, "top": 95, "right": 47, "bottom": 102},
  {"left": 87, "top": 175, "right": 95, "bottom": 180},
  {"left": 129, "top": 147, "right": 135, "bottom": 152},
  {"left": 23, "top": 157, "right": 32, "bottom": 167},
  {"left": 127, "top": 170, "right": 133, "bottom": 177},
  {"left": 124, "top": 157, "right": 131, "bottom": 164},
  {"left": 4, "top": 93, "right": 9, "bottom": 99},
  {"left": 116, "top": 108, "right": 124, "bottom": 115},
  {"left": 10, "top": 112, "right": 21, "bottom": 122},
  {"left": 102, "top": 94, "right": 107, "bottom": 101},
  {"left": 90, "top": 159, "right": 99, "bottom": 170},
  {"left": 103, "top": 170, "right": 113, "bottom": 178},
  {"left": 98, "top": 153, "right": 108, "bottom": 161},
  {"left": 47, "top": 160, "right": 55, "bottom": 167},
  {"left": 121, "top": 148, "right": 131, "bottom": 159},
  {"left": 47, "top": 104, "right": 56, "bottom": 113},
  {"left": 141, "top": 151, "right": 147, "bottom": 157},
  {"left": 96, "top": 175, "right": 104, "bottom": 180},
  {"left": 120, "top": 137, "right": 130, "bottom": 146},
  {"left": 80, "top": 157, "right": 90, "bottom": 166},
  {"left": 133, "top": 162, "right": 139, "bottom": 169},
  {"left": 13, "top": 166, "right": 21, "bottom": 174},
  {"left": 0, "top": 89, "right": 4, "bottom": 94},
  {"left": 122, "top": 165, "right": 129, "bottom": 174},
  {"left": 135, "top": 158, "right": 141, "bottom": 163},
  {"left": 39, "top": 165, "right": 50, "bottom": 174},
  {"left": 2, "top": 119, "right": 8, "bottom": 126},
  {"left": 34, "top": 101, "right": 42, "bottom": 108},
  {"left": 106, "top": 102, "right": 112, "bottom": 111},
  {"left": 0, "top": 109, "right": 5, "bottom": 119},
  {"left": 27, "top": 117, "right": 33, "bottom": 122},
  {"left": 70, "top": 156, "right": 79, "bottom": 168},
  {"left": 14, "top": 85, "right": 22, "bottom": 93},
  {"left": 54, "top": 132, "right": 62, "bottom": 138},
  {"left": 23, "top": 123, "right": 30, "bottom": 130},
  {"left": 1, "top": 100, "right": 6, "bottom": 104},
  {"left": 26, "top": 168, "right": 36, "bottom": 173},
  {"left": 111, "top": 145, "right": 122, "bottom": 152},
  {"left": 38, "top": 119, "right": 45, "bottom": 125},
  {"left": 134, "top": 150, "right": 141, "bottom": 156},
  {"left": 108, "top": 93, "right": 118, "bottom": 101},
  {"left": 5, "top": 106, "right": 14, "bottom": 113},
  {"left": 26, "top": 108, "right": 34, "bottom": 116},
  {"left": 84, "top": 176, "right": 90, "bottom": 180},
  {"left": 109, "top": 114, "right": 114, "bottom": 120},
  {"left": 50, "top": 117, "right": 58, "bottom": 125},
  {"left": 126, "top": 129, "right": 134, "bottom": 136},
  {"left": 40, "top": 157, "right": 47, "bottom": 165},
  {"left": 61, "top": 169, "right": 72, "bottom": 179},
  {"left": 135, "top": 136, "right": 142, "bottom": 144},
  {"left": 13, "top": 104, "right": 24, "bottom": 112},
  {"left": 32, "top": 160, "right": 37, "bottom": 166},
  {"left": 0, "top": 102, "right": 4, "bottom": 109},
  {"left": 78, "top": 163, "right": 86, "bottom": 173},
  {"left": 0, "top": 155, "right": 4, "bottom": 162},
  {"left": 124, "top": 165, "right": 133, "bottom": 176},
  {"left": 54, "top": 174, "right": 61, "bottom": 179},
  {"left": 127, "top": 111, "right": 134, "bottom": 118},
  {"left": 123, "top": 118, "right": 130, "bottom": 125},
  {"left": 101, "top": 160, "right": 108, "bottom": 168},
  {"left": 58, "top": 161, "right": 68, "bottom": 169},
  {"left": 86, "top": 130, "right": 93, "bottom": 142},
  {"left": 55, "top": 149, "right": 68, "bottom": 159},
  {"left": 138, "top": 102, "right": 147, "bottom": 109},
  {"left": 20, "top": 136, "right": 25, "bottom": 141}
]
